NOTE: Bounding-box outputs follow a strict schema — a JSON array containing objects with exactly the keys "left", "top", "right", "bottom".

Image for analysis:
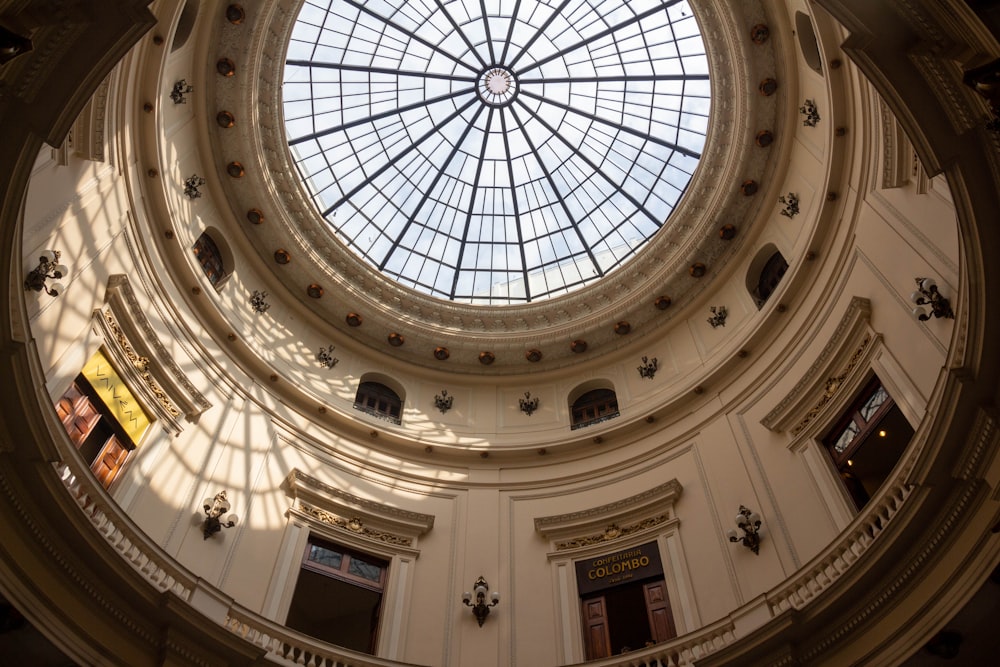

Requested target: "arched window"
[
  {"left": 571, "top": 388, "right": 620, "bottom": 430},
  {"left": 747, "top": 246, "right": 788, "bottom": 308},
  {"left": 795, "top": 12, "right": 824, "bottom": 74},
  {"left": 823, "top": 376, "right": 913, "bottom": 510},
  {"left": 354, "top": 381, "right": 402, "bottom": 425},
  {"left": 170, "top": 0, "right": 200, "bottom": 52},
  {"left": 192, "top": 231, "right": 230, "bottom": 288}
]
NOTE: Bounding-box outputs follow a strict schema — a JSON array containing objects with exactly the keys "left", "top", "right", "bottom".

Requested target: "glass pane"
[
  {"left": 347, "top": 555, "right": 383, "bottom": 583},
  {"left": 832, "top": 421, "right": 860, "bottom": 455},
  {"left": 308, "top": 544, "right": 343, "bottom": 570},
  {"left": 283, "top": 0, "right": 710, "bottom": 304},
  {"left": 860, "top": 386, "right": 889, "bottom": 422}
]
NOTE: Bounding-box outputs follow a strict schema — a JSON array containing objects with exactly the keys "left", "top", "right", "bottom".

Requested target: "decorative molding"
[
  {"left": 535, "top": 480, "right": 682, "bottom": 550},
  {"left": 762, "top": 297, "right": 875, "bottom": 433},
  {"left": 286, "top": 469, "right": 434, "bottom": 546},
  {"left": 878, "top": 96, "right": 911, "bottom": 189},
  {"left": 298, "top": 504, "right": 413, "bottom": 547},
  {"left": 98, "top": 276, "right": 211, "bottom": 433},
  {"left": 552, "top": 514, "right": 671, "bottom": 551}
]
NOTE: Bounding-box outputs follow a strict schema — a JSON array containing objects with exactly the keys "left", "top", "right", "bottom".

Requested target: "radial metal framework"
[{"left": 283, "top": 0, "right": 710, "bottom": 304}]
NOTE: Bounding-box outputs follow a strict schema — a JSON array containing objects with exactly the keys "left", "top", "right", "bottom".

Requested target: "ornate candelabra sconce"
[
  {"left": 317, "top": 345, "right": 338, "bottom": 368},
  {"left": 24, "top": 249, "right": 68, "bottom": 297},
  {"left": 249, "top": 289, "right": 270, "bottom": 314},
  {"left": 462, "top": 576, "right": 500, "bottom": 627},
  {"left": 519, "top": 392, "right": 539, "bottom": 416},
  {"left": 434, "top": 390, "right": 453, "bottom": 413},
  {"left": 183, "top": 174, "right": 206, "bottom": 199},
  {"left": 799, "top": 99, "right": 820, "bottom": 127},
  {"left": 637, "top": 356, "right": 659, "bottom": 379},
  {"left": 707, "top": 305, "right": 728, "bottom": 328},
  {"left": 170, "top": 78, "right": 194, "bottom": 104},
  {"left": 727, "top": 505, "right": 762, "bottom": 554},
  {"left": 202, "top": 491, "right": 239, "bottom": 540},
  {"left": 910, "top": 277, "right": 954, "bottom": 320},
  {"left": 778, "top": 192, "right": 800, "bottom": 218}
]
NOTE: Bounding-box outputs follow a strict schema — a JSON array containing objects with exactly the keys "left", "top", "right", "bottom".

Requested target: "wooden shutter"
[
  {"left": 643, "top": 580, "right": 677, "bottom": 642},
  {"left": 56, "top": 382, "right": 101, "bottom": 448},
  {"left": 91, "top": 435, "right": 129, "bottom": 489},
  {"left": 582, "top": 596, "right": 611, "bottom": 660}
]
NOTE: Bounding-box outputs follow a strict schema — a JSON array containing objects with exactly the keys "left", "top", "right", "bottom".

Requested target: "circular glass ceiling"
[{"left": 283, "top": 0, "right": 710, "bottom": 305}]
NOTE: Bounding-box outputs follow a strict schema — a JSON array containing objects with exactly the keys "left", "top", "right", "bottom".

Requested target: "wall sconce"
[
  {"left": 708, "top": 305, "right": 728, "bottom": 328},
  {"left": 317, "top": 345, "right": 338, "bottom": 368},
  {"left": 462, "top": 576, "right": 500, "bottom": 627},
  {"left": 637, "top": 356, "right": 658, "bottom": 379},
  {"left": 202, "top": 491, "right": 239, "bottom": 539},
  {"left": 249, "top": 290, "right": 270, "bottom": 314},
  {"left": 727, "top": 505, "right": 762, "bottom": 554},
  {"left": 911, "top": 277, "right": 954, "bottom": 320},
  {"left": 519, "top": 392, "right": 539, "bottom": 416},
  {"left": 24, "top": 250, "right": 68, "bottom": 296},
  {"left": 799, "top": 99, "right": 820, "bottom": 127},
  {"left": 183, "top": 174, "right": 206, "bottom": 199},
  {"left": 434, "top": 390, "right": 453, "bottom": 413},
  {"left": 778, "top": 192, "right": 800, "bottom": 218},
  {"left": 170, "top": 78, "right": 194, "bottom": 104}
]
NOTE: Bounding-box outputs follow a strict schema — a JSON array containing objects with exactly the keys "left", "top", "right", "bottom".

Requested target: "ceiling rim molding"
[{"left": 205, "top": 0, "right": 785, "bottom": 373}]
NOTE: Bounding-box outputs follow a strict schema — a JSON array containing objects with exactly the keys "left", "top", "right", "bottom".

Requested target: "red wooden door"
[
  {"left": 643, "top": 580, "right": 677, "bottom": 642},
  {"left": 91, "top": 435, "right": 129, "bottom": 489},
  {"left": 56, "top": 382, "right": 101, "bottom": 448},
  {"left": 582, "top": 596, "right": 611, "bottom": 660}
]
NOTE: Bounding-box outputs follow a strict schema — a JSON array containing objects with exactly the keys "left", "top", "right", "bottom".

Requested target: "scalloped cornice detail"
[
  {"left": 535, "top": 479, "right": 682, "bottom": 549},
  {"left": 204, "top": 0, "right": 783, "bottom": 373}
]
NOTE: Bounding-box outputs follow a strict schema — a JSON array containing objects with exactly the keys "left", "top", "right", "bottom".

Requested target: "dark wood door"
[
  {"left": 644, "top": 579, "right": 677, "bottom": 642},
  {"left": 582, "top": 596, "right": 611, "bottom": 660}
]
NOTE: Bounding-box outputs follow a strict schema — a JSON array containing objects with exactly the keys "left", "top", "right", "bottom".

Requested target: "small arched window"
[
  {"left": 795, "top": 12, "right": 824, "bottom": 75},
  {"left": 354, "top": 382, "right": 402, "bottom": 425},
  {"left": 748, "top": 246, "right": 788, "bottom": 308},
  {"left": 171, "top": 0, "right": 200, "bottom": 52},
  {"left": 571, "top": 388, "right": 620, "bottom": 430},
  {"left": 192, "top": 231, "right": 229, "bottom": 287}
]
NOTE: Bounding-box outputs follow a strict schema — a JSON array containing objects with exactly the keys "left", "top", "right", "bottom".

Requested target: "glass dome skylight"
[{"left": 283, "top": 0, "right": 710, "bottom": 304}]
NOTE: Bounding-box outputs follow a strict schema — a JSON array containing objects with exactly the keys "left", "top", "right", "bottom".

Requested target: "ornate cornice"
[
  {"left": 298, "top": 503, "right": 413, "bottom": 547},
  {"left": 535, "top": 479, "right": 682, "bottom": 549}
]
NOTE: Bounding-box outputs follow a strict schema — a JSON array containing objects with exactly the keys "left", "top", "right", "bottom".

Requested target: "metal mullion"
[
  {"left": 339, "top": 0, "right": 481, "bottom": 74},
  {"left": 449, "top": 107, "right": 497, "bottom": 298},
  {"left": 514, "top": 98, "right": 663, "bottom": 229},
  {"left": 498, "top": 0, "right": 522, "bottom": 64},
  {"left": 431, "top": 0, "right": 489, "bottom": 69},
  {"left": 517, "top": 0, "right": 682, "bottom": 74},
  {"left": 286, "top": 60, "right": 475, "bottom": 82},
  {"left": 518, "top": 87, "right": 699, "bottom": 158},
  {"left": 379, "top": 104, "right": 487, "bottom": 270},
  {"left": 290, "top": 89, "right": 471, "bottom": 146},
  {"left": 507, "top": 105, "right": 603, "bottom": 278},
  {"left": 498, "top": 110, "right": 531, "bottom": 300},
  {"left": 478, "top": 0, "right": 497, "bottom": 64},
  {"left": 507, "top": 0, "right": 573, "bottom": 70},
  {"left": 519, "top": 73, "right": 706, "bottom": 84},
  {"left": 322, "top": 95, "right": 480, "bottom": 216}
]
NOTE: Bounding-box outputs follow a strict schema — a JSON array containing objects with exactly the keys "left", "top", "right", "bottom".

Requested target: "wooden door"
[
  {"left": 643, "top": 580, "right": 677, "bottom": 642},
  {"left": 581, "top": 596, "right": 611, "bottom": 660}
]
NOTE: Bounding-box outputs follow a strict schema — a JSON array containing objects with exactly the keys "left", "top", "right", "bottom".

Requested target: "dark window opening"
[
  {"left": 823, "top": 377, "right": 913, "bottom": 510},
  {"left": 795, "top": 12, "right": 824, "bottom": 74},
  {"left": 192, "top": 232, "right": 226, "bottom": 287},
  {"left": 752, "top": 250, "right": 788, "bottom": 308},
  {"left": 353, "top": 382, "right": 402, "bottom": 425},
  {"left": 571, "top": 388, "right": 620, "bottom": 430},
  {"left": 55, "top": 378, "right": 135, "bottom": 489},
  {"left": 286, "top": 538, "right": 387, "bottom": 654},
  {"left": 582, "top": 578, "right": 676, "bottom": 659},
  {"left": 171, "top": 0, "right": 200, "bottom": 52}
]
